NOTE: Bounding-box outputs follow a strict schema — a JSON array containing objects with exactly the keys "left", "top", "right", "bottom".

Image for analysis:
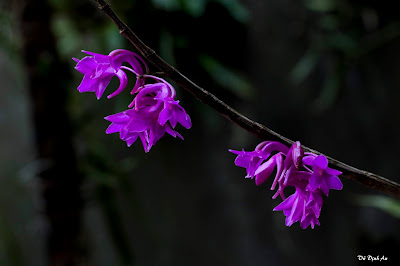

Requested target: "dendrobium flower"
[
  {"left": 274, "top": 185, "right": 323, "bottom": 229},
  {"left": 73, "top": 49, "right": 191, "bottom": 152},
  {"left": 230, "top": 141, "right": 342, "bottom": 229},
  {"left": 303, "top": 154, "right": 343, "bottom": 196},
  {"left": 73, "top": 49, "right": 147, "bottom": 99},
  {"left": 229, "top": 141, "right": 289, "bottom": 178},
  {"left": 254, "top": 153, "right": 283, "bottom": 186},
  {"left": 104, "top": 77, "right": 191, "bottom": 152},
  {"left": 229, "top": 149, "right": 264, "bottom": 178}
]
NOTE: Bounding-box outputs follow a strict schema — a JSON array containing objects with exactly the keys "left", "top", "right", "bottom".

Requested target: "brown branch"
[{"left": 92, "top": 0, "right": 400, "bottom": 199}]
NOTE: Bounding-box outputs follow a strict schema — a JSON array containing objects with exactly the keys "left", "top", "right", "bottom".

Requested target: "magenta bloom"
[
  {"left": 254, "top": 153, "right": 283, "bottom": 186},
  {"left": 230, "top": 140, "right": 342, "bottom": 229},
  {"left": 229, "top": 141, "right": 288, "bottom": 178},
  {"left": 229, "top": 149, "right": 263, "bottom": 178},
  {"left": 73, "top": 49, "right": 147, "bottom": 99},
  {"left": 73, "top": 49, "right": 190, "bottom": 152},
  {"left": 274, "top": 185, "right": 323, "bottom": 229},
  {"left": 105, "top": 77, "right": 191, "bottom": 152},
  {"left": 303, "top": 155, "right": 343, "bottom": 196}
]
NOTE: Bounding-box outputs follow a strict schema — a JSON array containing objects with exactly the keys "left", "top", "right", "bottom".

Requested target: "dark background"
[{"left": 1, "top": 0, "right": 400, "bottom": 265}]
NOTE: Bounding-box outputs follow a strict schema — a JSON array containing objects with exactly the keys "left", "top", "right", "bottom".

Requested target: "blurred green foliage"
[
  {"left": 357, "top": 195, "right": 400, "bottom": 219},
  {"left": 305, "top": 0, "right": 336, "bottom": 12},
  {"left": 0, "top": 10, "right": 19, "bottom": 56},
  {"left": 199, "top": 54, "right": 254, "bottom": 100},
  {"left": 151, "top": 0, "right": 249, "bottom": 22},
  {"left": 291, "top": 0, "right": 400, "bottom": 111}
]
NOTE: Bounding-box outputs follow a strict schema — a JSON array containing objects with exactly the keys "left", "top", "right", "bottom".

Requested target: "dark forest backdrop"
[{"left": 1, "top": 0, "right": 400, "bottom": 265}]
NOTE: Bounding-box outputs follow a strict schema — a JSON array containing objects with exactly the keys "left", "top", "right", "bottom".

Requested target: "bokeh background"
[{"left": 1, "top": 0, "right": 400, "bottom": 265}]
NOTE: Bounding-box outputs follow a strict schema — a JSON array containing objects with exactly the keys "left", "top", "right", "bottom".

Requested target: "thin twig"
[{"left": 93, "top": 0, "right": 400, "bottom": 199}]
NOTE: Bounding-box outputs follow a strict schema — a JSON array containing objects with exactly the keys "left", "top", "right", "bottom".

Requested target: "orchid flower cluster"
[
  {"left": 73, "top": 49, "right": 191, "bottom": 152},
  {"left": 229, "top": 141, "right": 343, "bottom": 229},
  {"left": 73, "top": 49, "right": 342, "bottom": 229}
]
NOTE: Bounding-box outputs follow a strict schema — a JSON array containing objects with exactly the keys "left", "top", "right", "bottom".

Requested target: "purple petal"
[
  {"left": 270, "top": 153, "right": 284, "bottom": 190},
  {"left": 165, "top": 124, "right": 184, "bottom": 140},
  {"left": 286, "top": 196, "right": 302, "bottom": 227},
  {"left": 232, "top": 152, "right": 263, "bottom": 179},
  {"left": 254, "top": 156, "right": 277, "bottom": 186},
  {"left": 125, "top": 134, "right": 139, "bottom": 147},
  {"left": 273, "top": 193, "right": 296, "bottom": 211},
  {"left": 112, "top": 50, "right": 148, "bottom": 74},
  {"left": 233, "top": 154, "right": 252, "bottom": 168},
  {"left": 148, "top": 123, "right": 166, "bottom": 149},
  {"left": 173, "top": 105, "right": 191, "bottom": 129},
  {"left": 326, "top": 168, "right": 342, "bottom": 176},
  {"left": 82, "top": 50, "right": 103, "bottom": 57},
  {"left": 312, "top": 192, "right": 323, "bottom": 210},
  {"left": 92, "top": 53, "right": 111, "bottom": 64},
  {"left": 302, "top": 155, "right": 315, "bottom": 166},
  {"left": 291, "top": 141, "right": 304, "bottom": 169},
  {"left": 104, "top": 112, "right": 130, "bottom": 123},
  {"left": 125, "top": 114, "right": 153, "bottom": 132},
  {"left": 313, "top": 155, "right": 328, "bottom": 169},
  {"left": 300, "top": 214, "right": 319, "bottom": 229},
  {"left": 300, "top": 216, "right": 312, "bottom": 229},
  {"left": 169, "top": 113, "right": 178, "bottom": 128},
  {"left": 135, "top": 97, "right": 158, "bottom": 110},
  {"left": 107, "top": 69, "right": 128, "bottom": 99},
  {"left": 95, "top": 76, "right": 113, "bottom": 99},
  {"left": 326, "top": 175, "right": 343, "bottom": 190},
  {"left": 284, "top": 144, "right": 294, "bottom": 169},
  {"left": 139, "top": 133, "right": 150, "bottom": 152},
  {"left": 77, "top": 75, "right": 97, "bottom": 93},
  {"left": 309, "top": 173, "right": 320, "bottom": 191},
  {"left": 260, "top": 141, "right": 289, "bottom": 159},
  {"left": 320, "top": 181, "right": 330, "bottom": 196},
  {"left": 255, "top": 141, "right": 270, "bottom": 151},
  {"left": 158, "top": 106, "right": 173, "bottom": 126},
  {"left": 120, "top": 127, "right": 129, "bottom": 140},
  {"left": 105, "top": 123, "right": 124, "bottom": 134},
  {"left": 229, "top": 149, "right": 246, "bottom": 156},
  {"left": 75, "top": 57, "right": 97, "bottom": 73},
  {"left": 121, "top": 131, "right": 138, "bottom": 141},
  {"left": 136, "top": 83, "right": 166, "bottom": 99},
  {"left": 175, "top": 131, "right": 183, "bottom": 140},
  {"left": 283, "top": 165, "right": 294, "bottom": 185},
  {"left": 131, "top": 77, "right": 146, "bottom": 95},
  {"left": 290, "top": 171, "right": 312, "bottom": 180}
]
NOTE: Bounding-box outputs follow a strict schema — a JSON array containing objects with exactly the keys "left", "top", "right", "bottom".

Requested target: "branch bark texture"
[{"left": 93, "top": 0, "right": 400, "bottom": 199}]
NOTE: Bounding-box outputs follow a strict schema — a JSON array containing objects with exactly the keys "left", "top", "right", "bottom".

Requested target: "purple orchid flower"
[
  {"left": 303, "top": 154, "right": 343, "bottom": 196},
  {"left": 229, "top": 141, "right": 289, "bottom": 178},
  {"left": 269, "top": 141, "right": 306, "bottom": 199},
  {"left": 74, "top": 49, "right": 191, "bottom": 152},
  {"left": 274, "top": 185, "right": 323, "bottom": 229},
  {"left": 254, "top": 153, "right": 284, "bottom": 186},
  {"left": 230, "top": 140, "right": 342, "bottom": 229},
  {"left": 229, "top": 149, "right": 264, "bottom": 178},
  {"left": 73, "top": 49, "right": 148, "bottom": 99},
  {"left": 105, "top": 76, "right": 191, "bottom": 152}
]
